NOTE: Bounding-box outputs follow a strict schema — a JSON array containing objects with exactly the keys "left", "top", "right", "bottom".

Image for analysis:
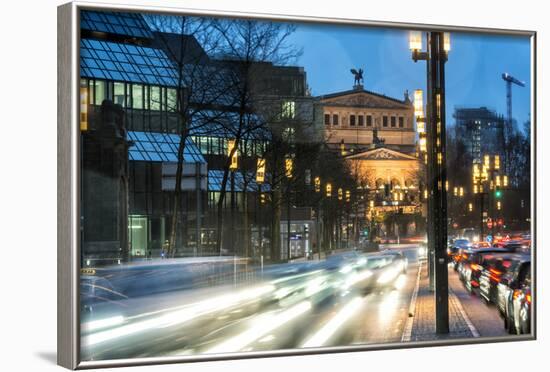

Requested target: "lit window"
[
  {"left": 93, "top": 80, "right": 106, "bottom": 105},
  {"left": 132, "top": 84, "right": 143, "bottom": 109},
  {"left": 166, "top": 88, "right": 177, "bottom": 112},
  {"left": 150, "top": 86, "right": 161, "bottom": 110},
  {"left": 114, "top": 82, "right": 125, "bottom": 107},
  {"left": 283, "top": 127, "right": 295, "bottom": 142},
  {"left": 282, "top": 101, "right": 296, "bottom": 119}
]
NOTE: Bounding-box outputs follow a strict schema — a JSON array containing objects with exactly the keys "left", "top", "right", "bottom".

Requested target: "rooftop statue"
[{"left": 350, "top": 68, "right": 364, "bottom": 86}]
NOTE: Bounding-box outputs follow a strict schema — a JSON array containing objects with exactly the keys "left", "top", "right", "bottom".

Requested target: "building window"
[
  {"left": 114, "top": 82, "right": 125, "bottom": 107},
  {"left": 282, "top": 101, "right": 296, "bottom": 119},
  {"left": 391, "top": 116, "right": 396, "bottom": 127},
  {"left": 150, "top": 86, "right": 161, "bottom": 111},
  {"left": 350, "top": 115, "right": 356, "bottom": 126},
  {"left": 358, "top": 115, "right": 364, "bottom": 126},
  {"left": 166, "top": 88, "right": 177, "bottom": 112},
  {"left": 324, "top": 114, "right": 330, "bottom": 126},
  {"left": 333, "top": 114, "right": 339, "bottom": 126},
  {"left": 399, "top": 117, "right": 404, "bottom": 128},
  {"left": 383, "top": 116, "right": 388, "bottom": 127},
  {"left": 132, "top": 84, "right": 143, "bottom": 109},
  {"left": 366, "top": 115, "right": 372, "bottom": 126},
  {"left": 93, "top": 80, "right": 106, "bottom": 105}
]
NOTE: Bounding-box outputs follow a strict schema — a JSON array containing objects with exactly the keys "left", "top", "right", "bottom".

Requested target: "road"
[{"left": 79, "top": 246, "right": 506, "bottom": 361}]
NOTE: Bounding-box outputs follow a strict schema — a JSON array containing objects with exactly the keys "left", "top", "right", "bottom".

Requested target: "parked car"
[
  {"left": 460, "top": 248, "right": 514, "bottom": 293},
  {"left": 479, "top": 253, "right": 523, "bottom": 304},
  {"left": 497, "top": 258, "right": 531, "bottom": 334},
  {"left": 450, "top": 239, "right": 471, "bottom": 270},
  {"left": 508, "top": 279, "right": 532, "bottom": 334}
]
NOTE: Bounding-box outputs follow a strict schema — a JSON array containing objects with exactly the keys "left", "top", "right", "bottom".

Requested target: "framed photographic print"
[{"left": 57, "top": 1, "right": 536, "bottom": 369}]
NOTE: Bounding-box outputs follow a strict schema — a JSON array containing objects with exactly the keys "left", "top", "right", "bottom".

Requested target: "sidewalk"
[{"left": 403, "top": 261, "right": 479, "bottom": 342}]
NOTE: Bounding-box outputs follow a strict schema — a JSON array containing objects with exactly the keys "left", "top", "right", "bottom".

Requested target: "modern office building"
[{"left": 453, "top": 106, "right": 505, "bottom": 164}]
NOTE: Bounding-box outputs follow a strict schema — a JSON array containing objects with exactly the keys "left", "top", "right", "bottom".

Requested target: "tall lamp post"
[
  {"left": 472, "top": 155, "right": 508, "bottom": 241},
  {"left": 409, "top": 30, "right": 451, "bottom": 334}
]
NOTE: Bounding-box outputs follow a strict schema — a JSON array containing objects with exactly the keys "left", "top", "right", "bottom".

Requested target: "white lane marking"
[
  {"left": 449, "top": 287, "right": 480, "bottom": 337},
  {"left": 401, "top": 261, "right": 422, "bottom": 342}
]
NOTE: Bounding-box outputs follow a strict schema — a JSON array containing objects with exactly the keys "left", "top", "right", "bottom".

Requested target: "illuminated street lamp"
[
  {"left": 443, "top": 32, "right": 451, "bottom": 52},
  {"left": 472, "top": 154, "right": 509, "bottom": 239},
  {"left": 326, "top": 183, "right": 332, "bottom": 198},
  {"left": 256, "top": 158, "right": 266, "bottom": 184},
  {"left": 285, "top": 157, "right": 293, "bottom": 178},
  {"left": 228, "top": 139, "right": 238, "bottom": 170},
  {"left": 314, "top": 176, "right": 321, "bottom": 193},
  {"left": 338, "top": 188, "right": 343, "bottom": 201}
]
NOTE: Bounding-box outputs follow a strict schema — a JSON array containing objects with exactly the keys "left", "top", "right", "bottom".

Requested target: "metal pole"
[
  {"left": 287, "top": 182, "right": 291, "bottom": 261},
  {"left": 425, "top": 31, "right": 436, "bottom": 292},
  {"left": 429, "top": 32, "right": 449, "bottom": 334},
  {"left": 479, "top": 191, "right": 484, "bottom": 240}
]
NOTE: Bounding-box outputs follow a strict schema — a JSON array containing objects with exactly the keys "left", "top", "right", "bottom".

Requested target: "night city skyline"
[{"left": 73, "top": 9, "right": 534, "bottom": 363}]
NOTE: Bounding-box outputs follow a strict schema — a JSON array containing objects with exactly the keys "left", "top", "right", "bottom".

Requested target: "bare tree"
[
  {"left": 208, "top": 19, "right": 302, "bottom": 256},
  {"left": 146, "top": 15, "right": 235, "bottom": 256}
]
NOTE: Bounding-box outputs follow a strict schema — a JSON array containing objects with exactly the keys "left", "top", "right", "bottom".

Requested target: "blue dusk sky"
[{"left": 286, "top": 23, "right": 532, "bottom": 128}]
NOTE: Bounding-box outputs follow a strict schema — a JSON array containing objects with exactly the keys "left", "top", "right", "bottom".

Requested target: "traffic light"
[{"left": 495, "top": 190, "right": 502, "bottom": 199}]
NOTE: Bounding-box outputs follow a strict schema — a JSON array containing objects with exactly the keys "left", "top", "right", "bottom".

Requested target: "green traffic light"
[{"left": 495, "top": 190, "right": 502, "bottom": 198}]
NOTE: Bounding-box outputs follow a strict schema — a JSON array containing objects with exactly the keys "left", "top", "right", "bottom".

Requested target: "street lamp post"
[
  {"left": 472, "top": 155, "right": 507, "bottom": 242},
  {"left": 410, "top": 30, "right": 451, "bottom": 334},
  {"left": 285, "top": 157, "right": 293, "bottom": 261}
]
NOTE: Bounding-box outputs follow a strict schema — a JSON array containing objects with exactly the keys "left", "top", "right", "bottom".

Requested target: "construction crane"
[
  {"left": 501, "top": 73, "right": 525, "bottom": 173},
  {"left": 501, "top": 72, "right": 525, "bottom": 130}
]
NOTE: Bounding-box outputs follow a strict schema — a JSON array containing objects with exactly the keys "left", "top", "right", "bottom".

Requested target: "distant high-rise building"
[{"left": 453, "top": 107, "right": 505, "bottom": 164}]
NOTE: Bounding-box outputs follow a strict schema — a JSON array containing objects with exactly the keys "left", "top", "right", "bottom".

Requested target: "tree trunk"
[
  {"left": 215, "top": 143, "right": 239, "bottom": 255},
  {"left": 271, "top": 188, "right": 281, "bottom": 262},
  {"left": 168, "top": 131, "right": 189, "bottom": 257}
]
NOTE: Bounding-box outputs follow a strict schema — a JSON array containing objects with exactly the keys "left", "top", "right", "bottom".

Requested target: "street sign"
[{"left": 486, "top": 235, "right": 493, "bottom": 243}]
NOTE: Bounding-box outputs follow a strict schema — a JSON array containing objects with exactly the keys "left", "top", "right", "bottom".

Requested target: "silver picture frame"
[{"left": 58, "top": 1, "right": 537, "bottom": 369}]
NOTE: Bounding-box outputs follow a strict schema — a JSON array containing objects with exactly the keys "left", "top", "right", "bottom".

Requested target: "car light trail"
[
  {"left": 302, "top": 296, "right": 364, "bottom": 348},
  {"left": 394, "top": 274, "right": 407, "bottom": 290},
  {"left": 83, "top": 284, "right": 275, "bottom": 347},
  {"left": 206, "top": 301, "right": 312, "bottom": 354},
  {"left": 82, "top": 315, "right": 124, "bottom": 332},
  {"left": 378, "top": 290, "right": 400, "bottom": 324},
  {"left": 341, "top": 269, "right": 373, "bottom": 290}
]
